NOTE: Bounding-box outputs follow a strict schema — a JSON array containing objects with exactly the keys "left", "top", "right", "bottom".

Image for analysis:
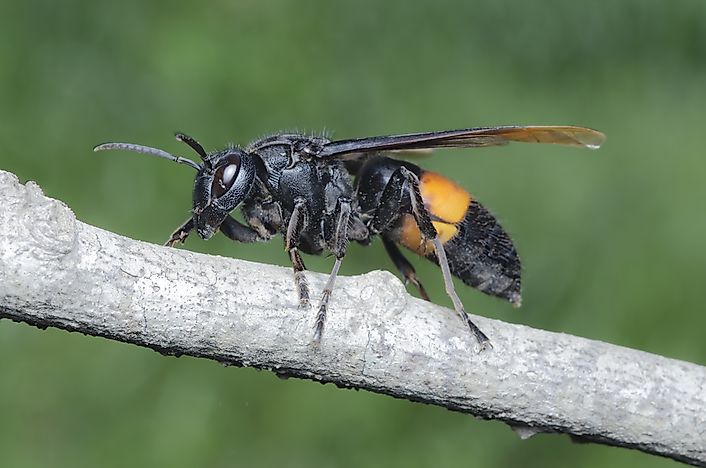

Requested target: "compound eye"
[{"left": 211, "top": 153, "right": 241, "bottom": 198}]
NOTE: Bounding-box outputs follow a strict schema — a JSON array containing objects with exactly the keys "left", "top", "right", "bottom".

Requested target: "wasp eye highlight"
[
  {"left": 211, "top": 154, "right": 241, "bottom": 198},
  {"left": 222, "top": 164, "right": 238, "bottom": 186}
]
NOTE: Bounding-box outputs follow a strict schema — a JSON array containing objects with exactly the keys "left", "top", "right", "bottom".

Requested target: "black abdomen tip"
[{"left": 435, "top": 201, "right": 522, "bottom": 305}]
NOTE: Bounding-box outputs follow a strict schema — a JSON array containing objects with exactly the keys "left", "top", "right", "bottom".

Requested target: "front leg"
[
  {"left": 166, "top": 215, "right": 263, "bottom": 247},
  {"left": 289, "top": 248, "right": 309, "bottom": 308},
  {"left": 285, "top": 197, "right": 311, "bottom": 308},
  {"left": 242, "top": 199, "right": 282, "bottom": 240},
  {"left": 165, "top": 217, "right": 194, "bottom": 247},
  {"left": 220, "top": 215, "right": 262, "bottom": 243},
  {"left": 285, "top": 197, "right": 308, "bottom": 251}
]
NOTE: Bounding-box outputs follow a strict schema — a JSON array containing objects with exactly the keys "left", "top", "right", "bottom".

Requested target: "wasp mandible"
[{"left": 95, "top": 125, "right": 605, "bottom": 350}]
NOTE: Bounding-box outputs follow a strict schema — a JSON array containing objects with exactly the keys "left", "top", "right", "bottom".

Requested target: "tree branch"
[{"left": 1, "top": 169, "right": 704, "bottom": 466}]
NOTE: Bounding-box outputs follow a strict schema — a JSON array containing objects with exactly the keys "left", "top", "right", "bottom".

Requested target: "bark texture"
[{"left": 0, "top": 170, "right": 704, "bottom": 466}]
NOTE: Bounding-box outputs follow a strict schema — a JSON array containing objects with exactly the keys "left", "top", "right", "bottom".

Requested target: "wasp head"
[
  {"left": 94, "top": 132, "right": 256, "bottom": 241},
  {"left": 192, "top": 145, "right": 255, "bottom": 239}
]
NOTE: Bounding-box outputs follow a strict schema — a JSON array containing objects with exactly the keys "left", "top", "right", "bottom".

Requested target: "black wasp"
[{"left": 95, "top": 125, "right": 605, "bottom": 350}]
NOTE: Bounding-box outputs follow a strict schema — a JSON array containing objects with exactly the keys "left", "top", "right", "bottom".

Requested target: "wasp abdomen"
[
  {"left": 436, "top": 201, "right": 521, "bottom": 305},
  {"left": 395, "top": 170, "right": 522, "bottom": 305}
]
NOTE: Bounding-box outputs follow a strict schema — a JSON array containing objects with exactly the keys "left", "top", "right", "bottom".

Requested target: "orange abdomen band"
[{"left": 398, "top": 171, "right": 472, "bottom": 255}]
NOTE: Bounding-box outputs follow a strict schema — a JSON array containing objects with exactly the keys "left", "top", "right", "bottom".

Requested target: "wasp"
[{"left": 95, "top": 125, "right": 605, "bottom": 350}]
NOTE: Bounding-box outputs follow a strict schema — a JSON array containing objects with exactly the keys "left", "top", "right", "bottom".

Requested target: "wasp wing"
[{"left": 319, "top": 125, "right": 605, "bottom": 158}]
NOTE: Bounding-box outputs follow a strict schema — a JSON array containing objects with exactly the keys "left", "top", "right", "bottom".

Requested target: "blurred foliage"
[{"left": 1, "top": 0, "right": 705, "bottom": 467}]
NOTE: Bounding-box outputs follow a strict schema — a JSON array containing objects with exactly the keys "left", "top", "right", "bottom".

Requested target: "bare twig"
[{"left": 0, "top": 169, "right": 704, "bottom": 466}]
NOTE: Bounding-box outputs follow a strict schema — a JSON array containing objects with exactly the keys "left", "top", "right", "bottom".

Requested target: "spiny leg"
[
  {"left": 401, "top": 167, "right": 491, "bottom": 350},
  {"left": 431, "top": 237, "right": 491, "bottom": 349},
  {"left": 165, "top": 217, "right": 194, "bottom": 247},
  {"left": 285, "top": 197, "right": 307, "bottom": 251},
  {"left": 313, "top": 198, "right": 351, "bottom": 343},
  {"left": 313, "top": 257, "right": 343, "bottom": 342},
  {"left": 167, "top": 215, "right": 263, "bottom": 247},
  {"left": 381, "top": 236, "right": 430, "bottom": 301},
  {"left": 285, "top": 197, "right": 311, "bottom": 307},
  {"left": 289, "top": 248, "right": 310, "bottom": 308},
  {"left": 369, "top": 166, "right": 490, "bottom": 350}
]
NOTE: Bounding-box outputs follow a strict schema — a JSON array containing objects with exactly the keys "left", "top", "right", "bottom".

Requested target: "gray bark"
[{"left": 1, "top": 169, "right": 704, "bottom": 466}]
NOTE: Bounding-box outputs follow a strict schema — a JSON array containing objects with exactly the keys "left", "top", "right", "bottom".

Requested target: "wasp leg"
[
  {"left": 242, "top": 199, "right": 281, "bottom": 240},
  {"left": 381, "top": 236, "right": 430, "bottom": 301},
  {"left": 373, "top": 167, "right": 491, "bottom": 350},
  {"left": 404, "top": 168, "right": 491, "bottom": 350},
  {"left": 289, "top": 248, "right": 309, "bottom": 308},
  {"left": 431, "top": 236, "right": 491, "bottom": 350},
  {"left": 285, "top": 197, "right": 308, "bottom": 251},
  {"left": 165, "top": 217, "right": 194, "bottom": 247},
  {"left": 223, "top": 215, "right": 311, "bottom": 310},
  {"left": 313, "top": 198, "right": 351, "bottom": 343},
  {"left": 285, "top": 198, "right": 310, "bottom": 308},
  {"left": 220, "top": 215, "right": 261, "bottom": 243}
]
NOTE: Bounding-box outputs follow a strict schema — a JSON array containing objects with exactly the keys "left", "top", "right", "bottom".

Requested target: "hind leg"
[{"left": 370, "top": 167, "right": 491, "bottom": 350}]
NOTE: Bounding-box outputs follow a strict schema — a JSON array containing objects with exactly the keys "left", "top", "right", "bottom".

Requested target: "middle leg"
[
  {"left": 313, "top": 198, "right": 352, "bottom": 343},
  {"left": 381, "top": 236, "right": 430, "bottom": 301}
]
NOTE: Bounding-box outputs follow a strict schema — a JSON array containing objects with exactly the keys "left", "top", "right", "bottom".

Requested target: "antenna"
[
  {"left": 93, "top": 142, "right": 202, "bottom": 171},
  {"left": 175, "top": 133, "right": 209, "bottom": 162}
]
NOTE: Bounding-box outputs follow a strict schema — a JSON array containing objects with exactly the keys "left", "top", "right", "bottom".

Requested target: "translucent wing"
[{"left": 319, "top": 125, "right": 605, "bottom": 158}]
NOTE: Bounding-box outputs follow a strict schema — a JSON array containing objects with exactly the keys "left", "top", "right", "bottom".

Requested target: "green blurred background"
[{"left": 1, "top": 0, "right": 705, "bottom": 467}]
